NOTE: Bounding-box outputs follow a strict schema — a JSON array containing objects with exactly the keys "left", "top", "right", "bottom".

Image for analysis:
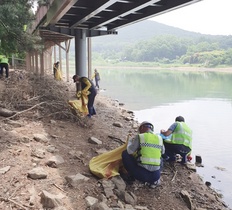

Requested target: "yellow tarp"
[
  {"left": 68, "top": 93, "right": 89, "bottom": 115},
  {"left": 55, "top": 69, "right": 62, "bottom": 81},
  {"left": 89, "top": 144, "right": 127, "bottom": 179}
]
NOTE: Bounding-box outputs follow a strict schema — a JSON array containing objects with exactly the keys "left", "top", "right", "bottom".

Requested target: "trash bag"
[
  {"left": 55, "top": 69, "right": 62, "bottom": 81},
  {"left": 68, "top": 93, "right": 89, "bottom": 115},
  {"left": 89, "top": 144, "right": 127, "bottom": 179}
]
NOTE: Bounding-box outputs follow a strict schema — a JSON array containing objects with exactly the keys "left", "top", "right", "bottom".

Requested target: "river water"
[{"left": 99, "top": 67, "right": 232, "bottom": 208}]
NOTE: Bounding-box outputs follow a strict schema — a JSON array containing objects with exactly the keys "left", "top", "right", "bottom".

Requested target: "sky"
[{"left": 150, "top": 0, "right": 232, "bottom": 36}]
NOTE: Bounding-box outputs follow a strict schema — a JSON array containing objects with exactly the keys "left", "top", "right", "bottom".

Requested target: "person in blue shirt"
[
  {"left": 160, "top": 116, "right": 192, "bottom": 164},
  {"left": 91, "top": 69, "right": 100, "bottom": 89},
  {"left": 121, "top": 121, "right": 164, "bottom": 187}
]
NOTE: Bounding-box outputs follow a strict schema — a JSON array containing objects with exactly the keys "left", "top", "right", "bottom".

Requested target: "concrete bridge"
[{"left": 27, "top": 0, "right": 201, "bottom": 82}]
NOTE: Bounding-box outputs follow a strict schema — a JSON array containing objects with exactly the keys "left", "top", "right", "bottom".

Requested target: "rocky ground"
[{"left": 0, "top": 70, "right": 230, "bottom": 210}]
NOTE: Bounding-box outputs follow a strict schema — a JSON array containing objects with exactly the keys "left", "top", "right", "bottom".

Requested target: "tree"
[{"left": 0, "top": 0, "right": 41, "bottom": 56}]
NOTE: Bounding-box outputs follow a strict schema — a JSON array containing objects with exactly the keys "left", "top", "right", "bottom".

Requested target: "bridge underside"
[
  {"left": 29, "top": 0, "right": 201, "bottom": 81},
  {"left": 33, "top": 0, "right": 201, "bottom": 46}
]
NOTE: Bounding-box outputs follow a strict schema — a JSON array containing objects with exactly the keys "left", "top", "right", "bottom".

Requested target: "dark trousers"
[
  {"left": 122, "top": 150, "right": 160, "bottom": 184},
  {"left": 0, "top": 63, "right": 9, "bottom": 78},
  {"left": 95, "top": 79, "right": 100, "bottom": 89},
  {"left": 87, "top": 91, "right": 97, "bottom": 116},
  {"left": 163, "top": 141, "right": 191, "bottom": 163}
]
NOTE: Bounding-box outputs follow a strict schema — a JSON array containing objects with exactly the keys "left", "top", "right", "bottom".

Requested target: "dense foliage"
[
  {"left": 0, "top": 0, "right": 40, "bottom": 57},
  {"left": 92, "top": 21, "right": 232, "bottom": 67},
  {"left": 121, "top": 35, "right": 232, "bottom": 67}
]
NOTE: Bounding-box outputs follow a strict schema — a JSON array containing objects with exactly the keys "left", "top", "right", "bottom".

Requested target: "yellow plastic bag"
[
  {"left": 55, "top": 69, "right": 62, "bottom": 81},
  {"left": 89, "top": 144, "right": 127, "bottom": 179},
  {"left": 68, "top": 93, "right": 89, "bottom": 115}
]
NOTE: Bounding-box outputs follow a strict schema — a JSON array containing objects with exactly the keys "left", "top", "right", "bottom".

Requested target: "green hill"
[
  {"left": 68, "top": 20, "right": 232, "bottom": 67},
  {"left": 93, "top": 20, "right": 204, "bottom": 43},
  {"left": 90, "top": 20, "right": 222, "bottom": 53}
]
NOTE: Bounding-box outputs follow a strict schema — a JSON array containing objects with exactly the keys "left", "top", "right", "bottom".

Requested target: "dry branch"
[
  {"left": 5, "top": 102, "right": 46, "bottom": 120},
  {"left": 0, "top": 70, "right": 85, "bottom": 125},
  {"left": 171, "top": 170, "right": 178, "bottom": 182},
  {"left": 53, "top": 183, "right": 67, "bottom": 193}
]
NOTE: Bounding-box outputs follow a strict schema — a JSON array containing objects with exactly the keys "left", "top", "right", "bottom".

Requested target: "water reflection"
[
  {"left": 101, "top": 68, "right": 232, "bottom": 110},
  {"left": 100, "top": 68, "right": 232, "bottom": 208}
]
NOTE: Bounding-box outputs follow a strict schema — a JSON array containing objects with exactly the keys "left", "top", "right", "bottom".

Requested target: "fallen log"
[{"left": 0, "top": 107, "right": 17, "bottom": 117}]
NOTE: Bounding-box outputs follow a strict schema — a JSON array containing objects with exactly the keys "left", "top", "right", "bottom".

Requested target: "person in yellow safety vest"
[
  {"left": 121, "top": 121, "right": 164, "bottom": 188},
  {"left": 160, "top": 116, "right": 192, "bottom": 164},
  {"left": 0, "top": 55, "right": 9, "bottom": 78},
  {"left": 0, "top": 55, "right": 3, "bottom": 77}
]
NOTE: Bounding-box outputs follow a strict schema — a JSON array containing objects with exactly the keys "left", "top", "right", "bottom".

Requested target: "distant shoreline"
[{"left": 95, "top": 66, "right": 232, "bottom": 73}]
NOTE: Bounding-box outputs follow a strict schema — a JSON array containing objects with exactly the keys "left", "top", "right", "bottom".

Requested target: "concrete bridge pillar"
[{"left": 75, "top": 29, "right": 87, "bottom": 78}]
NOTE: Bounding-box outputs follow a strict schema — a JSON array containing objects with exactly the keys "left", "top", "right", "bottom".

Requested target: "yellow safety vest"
[
  {"left": 0, "top": 57, "right": 8, "bottom": 64},
  {"left": 170, "top": 122, "right": 192, "bottom": 149},
  {"left": 136, "top": 133, "right": 163, "bottom": 166}
]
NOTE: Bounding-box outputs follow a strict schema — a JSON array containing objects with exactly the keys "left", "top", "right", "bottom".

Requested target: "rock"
[
  {"left": 111, "top": 176, "right": 126, "bottom": 191},
  {"left": 180, "top": 190, "right": 193, "bottom": 210},
  {"left": 20, "top": 136, "right": 30, "bottom": 143},
  {"left": 90, "top": 202, "right": 111, "bottom": 210},
  {"left": 0, "top": 166, "right": 11, "bottom": 174},
  {"left": 28, "top": 167, "right": 47, "bottom": 179},
  {"left": 31, "top": 148, "right": 46, "bottom": 159},
  {"left": 0, "top": 107, "right": 17, "bottom": 117},
  {"left": 40, "top": 190, "right": 65, "bottom": 208},
  {"left": 46, "top": 145, "right": 59, "bottom": 153},
  {"left": 134, "top": 205, "right": 149, "bottom": 210},
  {"left": 65, "top": 173, "right": 90, "bottom": 187},
  {"left": 33, "top": 133, "right": 49, "bottom": 143},
  {"left": 205, "top": 181, "right": 211, "bottom": 187},
  {"left": 46, "top": 155, "right": 64, "bottom": 168},
  {"left": 68, "top": 150, "right": 84, "bottom": 158},
  {"left": 89, "top": 136, "right": 102, "bottom": 144},
  {"left": 195, "top": 155, "right": 202, "bottom": 164},
  {"left": 113, "top": 122, "right": 123, "bottom": 128},
  {"left": 186, "top": 163, "right": 197, "bottom": 172},
  {"left": 124, "top": 204, "right": 135, "bottom": 210},
  {"left": 49, "top": 120, "right": 56, "bottom": 124},
  {"left": 85, "top": 196, "right": 99, "bottom": 207},
  {"left": 124, "top": 116, "right": 133, "bottom": 121},
  {"left": 28, "top": 186, "right": 37, "bottom": 206},
  {"left": 101, "top": 179, "right": 115, "bottom": 198},
  {"left": 95, "top": 148, "right": 109, "bottom": 154},
  {"left": 125, "top": 191, "right": 137, "bottom": 206},
  {"left": 127, "top": 110, "right": 134, "bottom": 114}
]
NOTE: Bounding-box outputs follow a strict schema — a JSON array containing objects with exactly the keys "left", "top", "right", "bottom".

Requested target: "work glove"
[
  {"left": 81, "top": 90, "right": 90, "bottom": 96},
  {"left": 76, "top": 91, "right": 82, "bottom": 99}
]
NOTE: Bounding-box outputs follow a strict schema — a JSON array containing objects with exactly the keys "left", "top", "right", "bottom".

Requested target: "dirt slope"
[{"left": 0, "top": 71, "right": 230, "bottom": 210}]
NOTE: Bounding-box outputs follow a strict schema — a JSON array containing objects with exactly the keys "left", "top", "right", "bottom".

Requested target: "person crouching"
[{"left": 121, "top": 121, "right": 164, "bottom": 187}]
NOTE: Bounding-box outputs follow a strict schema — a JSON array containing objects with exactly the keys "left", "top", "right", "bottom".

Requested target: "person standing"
[
  {"left": 72, "top": 75, "right": 97, "bottom": 117},
  {"left": 0, "top": 55, "right": 3, "bottom": 77},
  {"left": 53, "top": 61, "right": 59, "bottom": 78},
  {"left": 160, "top": 116, "right": 192, "bottom": 164},
  {"left": 0, "top": 55, "right": 9, "bottom": 78},
  {"left": 121, "top": 121, "right": 164, "bottom": 187},
  {"left": 92, "top": 69, "right": 100, "bottom": 89}
]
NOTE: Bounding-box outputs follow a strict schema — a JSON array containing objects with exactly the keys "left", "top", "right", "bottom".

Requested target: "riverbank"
[
  {"left": 0, "top": 71, "right": 230, "bottom": 209},
  {"left": 95, "top": 65, "right": 232, "bottom": 73}
]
